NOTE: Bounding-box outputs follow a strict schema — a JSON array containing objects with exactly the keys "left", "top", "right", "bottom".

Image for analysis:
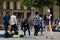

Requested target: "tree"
[
  {"left": 0, "top": 0, "right": 3, "bottom": 13},
  {"left": 0, "top": 0, "right": 3, "bottom": 5},
  {"left": 56, "top": 0, "right": 60, "bottom": 18},
  {"left": 32, "top": 0, "right": 44, "bottom": 14},
  {"left": 20, "top": 0, "right": 34, "bottom": 13},
  {"left": 0, "top": 0, "right": 3, "bottom": 9},
  {"left": 20, "top": 0, "right": 45, "bottom": 14},
  {"left": 20, "top": 0, "right": 55, "bottom": 17},
  {"left": 44, "top": 0, "right": 54, "bottom": 21}
]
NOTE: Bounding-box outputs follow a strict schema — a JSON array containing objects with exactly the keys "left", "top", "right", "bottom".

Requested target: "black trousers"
[
  {"left": 10, "top": 24, "right": 18, "bottom": 34},
  {"left": 21, "top": 24, "right": 24, "bottom": 30},
  {"left": 39, "top": 26, "right": 43, "bottom": 33},
  {"left": 23, "top": 24, "right": 30, "bottom": 36},
  {"left": 34, "top": 25, "right": 39, "bottom": 36}
]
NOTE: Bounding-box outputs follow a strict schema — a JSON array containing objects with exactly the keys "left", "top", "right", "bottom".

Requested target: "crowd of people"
[{"left": 3, "top": 9, "right": 56, "bottom": 38}]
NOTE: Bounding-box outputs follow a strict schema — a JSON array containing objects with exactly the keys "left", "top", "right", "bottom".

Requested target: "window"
[
  {"left": 14, "top": 2, "right": 17, "bottom": 9},
  {"left": 27, "top": 7, "right": 30, "bottom": 10},
  {"left": 20, "top": 6, "right": 24, "bottom": 10},
  {"left": 6, "top": 1, "right": 10, "bottom": 9},
  {"left": 13, "top": 12, "right": 24, "bottom": 19},
  {"left": 27, "top": 12, "right": 31, "bottom": 18},
  {"left": 18, "top": 12, "right": 24, "bottom": 18}
]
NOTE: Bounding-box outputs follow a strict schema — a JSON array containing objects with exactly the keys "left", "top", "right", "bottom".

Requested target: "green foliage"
[
  {"left": 0, "top": 0, "right": 3, "bottom": 5},
  {"left": 57, "top": 0, "right": 60, "bottom": 6},
  {"left": 32, "top": 0, "right": 43, "bottom": 8},
  {"left": 43, "top": 0, "right": 54, "bottom": 8},
  {"left": 21, "top": 0, "right": 34, "bottom": 8},
  {"left": 20, "top": 0, "right": 54, "bottom": 13}
]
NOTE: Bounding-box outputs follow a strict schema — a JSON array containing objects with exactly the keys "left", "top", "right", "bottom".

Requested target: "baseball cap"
[{"left": 47, "top": 9, "right": 50, "bottom": 12}]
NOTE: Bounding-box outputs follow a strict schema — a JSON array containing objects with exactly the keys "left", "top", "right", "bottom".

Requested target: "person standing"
[
  {"left": 3, "top": 12, "right": 10, "bottom": 33},
  {"left": 10, "top": 12, "right": 18, "bottom": 34},
  {"left": 39, "top": 14, "right": 44, "bottom": 35},
  {"left": 20, "top": 18, "right": 24, "bottom": 30},
  {"left": 32, "top": 12, "right": 40, "bottom": 38},
  {"left": 28, "top": 16, "right": 33, "bottom": 30},
  {"left": 44, "top": 9, "right": 53, "bottom": 39}
]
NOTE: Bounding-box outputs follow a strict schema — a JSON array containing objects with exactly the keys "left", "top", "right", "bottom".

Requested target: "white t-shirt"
[{"left": 10, "top": 15, "right": 17, "bottom": 25}]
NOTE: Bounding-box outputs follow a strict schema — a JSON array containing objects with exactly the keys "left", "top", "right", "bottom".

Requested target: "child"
[{"left": 39, "top": 14, "right": 44, "bottom": 34}]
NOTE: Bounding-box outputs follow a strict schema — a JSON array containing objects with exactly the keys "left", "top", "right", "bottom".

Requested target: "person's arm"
[
  {"left": 47, "top": 14, "right": 52, "bottom": 20},
  {"left": 15, "top": 16, "right": 17, "bottom": 25},
  {"left": 42, "top": 20, "right": 44, "bottom": 27},
  {"left": 38, "top": 17, "right": 40, "bottom": 25}
]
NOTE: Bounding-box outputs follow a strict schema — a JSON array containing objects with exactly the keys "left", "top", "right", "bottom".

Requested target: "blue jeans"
[
  {"left": 4, "top": 24, "right": 9, "bottom": 32},
  {"left": 39, "top": 26, "right": 43, "bottom": 33}
]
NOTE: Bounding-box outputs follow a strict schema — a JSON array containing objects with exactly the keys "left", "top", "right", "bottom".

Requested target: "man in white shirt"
[{"left": 10, "top": 12, "right": 18, "bottom": 34}]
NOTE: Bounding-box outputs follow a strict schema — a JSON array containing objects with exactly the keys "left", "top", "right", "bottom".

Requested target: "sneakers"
[
  {"left": 33, "top": 36, "right": 36, "bottom": 38},
  {"left": 46, "top": 36, "right": 48, "bottom": 39},
  {"left": 46, "top": 36, "right": 55, "bottom": 39},
  {"left": 33, "top": 36, "right": 39, "bottom": 39},
  {"left": 35, "top": 37, "right": 39, "bottom": 38},
  {"left": 50, "top": 36, "right": 55, "bottom": 39}
]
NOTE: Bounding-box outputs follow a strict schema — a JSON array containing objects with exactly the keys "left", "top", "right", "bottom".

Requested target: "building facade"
[
  {"left": 2, "top": 0, "right": 35, "bottom": 19},
  {"left": 0, "top": 0, "right": 59, "bottom": 24}
]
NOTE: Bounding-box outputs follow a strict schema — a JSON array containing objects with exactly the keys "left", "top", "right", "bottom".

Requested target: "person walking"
[
  {"left": 28, "top": 16, "right": 33, "bottom": 30},
  {"left": 39, "top": 14, "right": 44, "bottom": 35},
  {"left": 10, "top": 12, "right": 18, "bottom": 34},
  {"left": 32, "top": 12, "right": 40, "bottom": 38},
  {"left": 44, "top": 9, "right": 53, "bottom": 39}
]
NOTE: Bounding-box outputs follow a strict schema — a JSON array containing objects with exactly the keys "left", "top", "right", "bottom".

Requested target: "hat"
[{"left": 47, "top": 9, "right": 50, "bottom": 12}]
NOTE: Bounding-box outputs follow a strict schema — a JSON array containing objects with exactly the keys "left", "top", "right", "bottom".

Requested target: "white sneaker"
[
  {"left": 50, "top": 35, "right": 55, "bottom": 39},
  {"left": 33, "top": 36, "right": 36, "bottom": 38},
  {"left": 35, "top": 36, "right": 39, "bottom": 39},
  {"left": 50, "top": 37, "right": 55, "bottom": 39}
]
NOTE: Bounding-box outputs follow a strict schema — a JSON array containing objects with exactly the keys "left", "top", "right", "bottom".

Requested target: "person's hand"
[{"left": 16, "top": 23, "right": 18, "bottom": 25}]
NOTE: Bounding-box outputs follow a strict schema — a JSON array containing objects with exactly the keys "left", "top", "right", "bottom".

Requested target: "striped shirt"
[{"left": 32, "top": 15, "right": 40, "bottom": 25}]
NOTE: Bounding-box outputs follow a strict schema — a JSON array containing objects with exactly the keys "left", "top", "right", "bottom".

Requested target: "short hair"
[
  {"left": 6, "top": 11, "right": 10, "bottom": 14},
  {"left": 47, "top": 9, "right": 50, "bottom": 12},
  {"left": 39, "top": 14, "right": 43, "bottom": 17},
  {"left": 35, "top": 12, "right": 38, "bottom": 15},
  {"left": 13, "top": 12, "right": 16, "bottom": 15}
]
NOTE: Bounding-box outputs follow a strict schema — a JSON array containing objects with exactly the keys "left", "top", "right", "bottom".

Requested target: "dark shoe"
[
  {"left": 29, "top": 33, "right": 31, "bottom": 36},
  {"left": 46, "top": 36, "right": 48, "bottom": 39}
]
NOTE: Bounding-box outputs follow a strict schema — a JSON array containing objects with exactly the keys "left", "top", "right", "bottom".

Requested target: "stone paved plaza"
[{"left": 0, "top": 29, "right": 60, "bottom": 40}]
